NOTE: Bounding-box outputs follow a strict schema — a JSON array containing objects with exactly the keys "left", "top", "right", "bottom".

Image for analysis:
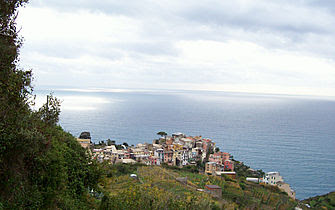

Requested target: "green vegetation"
[
  {"left": 161, "top": 162, "right": 200, "bottom": 173},
  {"left": 173, "top": 168, "right": 297, "bottom": 209},
  {"left": 99, "top": 164, "right": 298, "bottom": 209},
  {"left": 0, "top": 1, "right": 331, "bottom": 209},
  {"left": 234, "top": 160, "right": 265, "bottom": 178},
  {"left": 157, "top": 131, "right": 168, "bottom": 138},
  {"left": 99, "top": 165, "right": 214, "bottom": 209},
  {"left": 301, "top": 191, "right": 335, "bottom": 209},
  {"left": 0, "top": 1, "right": 102, "bottom": 208}
]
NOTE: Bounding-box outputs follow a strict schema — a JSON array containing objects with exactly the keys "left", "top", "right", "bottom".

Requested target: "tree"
[
  {"left": 79, "top": 131, "right": 91, "bottom": 139},
  {"left": 157, "top": 131, "right": 167, "bottom": 138},
  {"left": 107, "top": 139, "right": 113, "bottom": 146},
  {"left": 0, "top": 1, "right": 102, "bottom": 208},
  {"left": 215, "top": 147, "right": 220, "bottom": 153},
  {"left": 1, "top": 0, "right": 32, "bottom": 201},
  {"left": 37, "top": 94, "right": 61, "bottom": 125},
  {"left": 1, "top": 0, "right": 32, "bottom": 156},
  {"left": 115, "top": 144, "right": 123, "bottom": 150}
]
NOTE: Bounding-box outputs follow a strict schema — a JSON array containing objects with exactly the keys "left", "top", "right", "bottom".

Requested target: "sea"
[{"left": 35, "top": 89, "right": 335, "bottom": 200}]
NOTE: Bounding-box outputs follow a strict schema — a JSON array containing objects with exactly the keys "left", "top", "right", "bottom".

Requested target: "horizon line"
[{"left": 34, "top": 85, "right": 335, "bottom": 99}]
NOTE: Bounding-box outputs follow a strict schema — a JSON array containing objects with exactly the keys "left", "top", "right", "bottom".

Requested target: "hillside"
[
  {"left": 301, "top": 191, "right": 335, "bottom": 209},
  {"left": 98, "top": 164, "right": 298, "bottom": 209},
  {"left": 2, "top": 1, "right": 333, "bottom": 209}
]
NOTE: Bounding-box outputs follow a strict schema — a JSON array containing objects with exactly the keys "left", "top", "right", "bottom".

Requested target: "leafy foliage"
[
  {"left": 36, "top": 94, "right": 61, "bottom": 125},
  {"left": 161, "top": 162, "right": 199, "bottom": 173},
  {"left": 302, "top": 191, "right": 335, "bottom": 209},
  {"left": 100, "top": 166, "right": 213, "bottom": 209},
  {"left": 99, "top": 165, "right": 297, "bottom": 209},
  {"left": 0, "top": 1, "right": 102, "bottom": 208},
  {"left": 104, "top": 163, "right": 146, "bottom": 177},
  {"left": 157, "top": 131, "right": 167, "bottom": 137},
  {"left": 234, "top": 160, "right": 264, "bottom": 178}
]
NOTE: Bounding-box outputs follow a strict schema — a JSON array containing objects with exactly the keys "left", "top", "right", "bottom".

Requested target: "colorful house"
[
  {"left": 224, "top": 160, "right": 234, "bottom": 171},
  {"left": 205, "top": 162, "right": 219, "bottom": 174},
  {"left": 164, "top": 151, "right": 173, "bottom": 165}
]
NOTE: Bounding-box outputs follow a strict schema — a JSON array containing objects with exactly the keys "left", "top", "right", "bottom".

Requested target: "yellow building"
[
  {"left": 205, "top": 162, "right": 218, "bottom": 174},
  {"left": 77, "top": 138, "right": 91, "bottom": 149}
]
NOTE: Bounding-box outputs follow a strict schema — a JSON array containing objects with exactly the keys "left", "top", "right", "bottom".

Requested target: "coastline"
[{"left": 78, "top": 131, "right": 296, "bottom": 200}]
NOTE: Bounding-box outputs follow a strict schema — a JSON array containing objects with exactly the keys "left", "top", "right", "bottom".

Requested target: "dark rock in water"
[{"left": 79, "top": 132, "right": 91, "bottom": 139}]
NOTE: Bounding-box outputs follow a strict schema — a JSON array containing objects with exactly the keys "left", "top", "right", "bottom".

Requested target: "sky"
[{"left": 17, "top": 0, "right": 335, "bottom": 96}]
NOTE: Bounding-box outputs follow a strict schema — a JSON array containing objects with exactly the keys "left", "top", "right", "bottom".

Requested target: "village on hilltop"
[{"left": 77, "top": 131, "right": 295, "bottom": 199}]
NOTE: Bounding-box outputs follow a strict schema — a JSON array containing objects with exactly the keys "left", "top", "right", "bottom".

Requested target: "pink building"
[
  {"left": 202, "top": 139, "right": 211, "bottom": 151},
  {"left": 209, "top": 152, "right": 231, "bottom": 164},
  {"left": 164, "top": 151, "right": 173, "bottom": 164},
  {"left": 209, "top": 153, "right": 223, "bottom": 164},
  {"left": 149, "top": 156, "right": 158, "bottom": 165},
  {"left": 124, "top": 151, "right": 131, "bottom": 159},
  {"left": 222, "top": 152, "right": 230, "bottom": 161},
  {"left": 202, "top": 138, "right": 215, "bottom": 153}
]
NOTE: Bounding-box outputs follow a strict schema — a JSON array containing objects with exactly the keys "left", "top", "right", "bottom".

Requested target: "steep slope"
[
  {"left": 301, "top": 191, "right": 335, "bottom": 209},
  {"left": 99, "top": 164, "right": 297, "bottom": 209}
]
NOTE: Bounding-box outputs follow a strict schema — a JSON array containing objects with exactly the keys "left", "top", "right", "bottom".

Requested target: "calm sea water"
[{"left": 36, "top": 89, "right": 335, "bottom": 200}]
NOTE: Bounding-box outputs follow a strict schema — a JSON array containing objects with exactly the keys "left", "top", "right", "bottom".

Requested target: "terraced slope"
[{"left": 99, "top": 164, "right": 298, "bottom": 209}]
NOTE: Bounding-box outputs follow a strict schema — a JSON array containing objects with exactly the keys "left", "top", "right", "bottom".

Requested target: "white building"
[
  {"left": 154, "top": 148, "right": 164, "bottom": 165},
  {"left": 181, "top": 150, "right": 189, "bottom": 165},
  {"left": 261, "top": 172, "right": 283, "bottom": 185},
  {"left": 261, "top": 172, "right": 295, "bottom": 199},
  {"left": 104, "top": 145, "right": 117, "bottom": 153},
  {"left": 246, "top": 177, "right": 259, "bottom": 183}
]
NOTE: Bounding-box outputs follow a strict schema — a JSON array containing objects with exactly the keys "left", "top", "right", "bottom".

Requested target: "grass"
[
  {"left": 302, "top": 191, "right": 335, "bottom": 209},
  {"left": 100, "top": 164, "right": 298, "bottom": 209}
]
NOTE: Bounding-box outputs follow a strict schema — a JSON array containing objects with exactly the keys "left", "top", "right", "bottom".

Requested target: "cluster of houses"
[
  {"left": 77, "top": 132, "right": 236, "bottom": 175},
  {"left": 85, "top": 132, "right": 235, "bottom": 172},
  {"left": 77, "top": 131, "right": 295, "bottom": 199},
  {"left": 205, "top": 152, "right": 235, "bottom": 178}
]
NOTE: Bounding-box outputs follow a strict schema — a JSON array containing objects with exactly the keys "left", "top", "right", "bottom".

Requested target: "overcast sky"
[{"left": 17, "top": 0, "right": 335, "bottom": 96}]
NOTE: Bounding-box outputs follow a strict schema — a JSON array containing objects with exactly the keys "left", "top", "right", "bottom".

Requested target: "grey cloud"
[
  {"left": 179, "top": 2, "right": 331, "bottom": 35},
  {"left": 29, "top": 0, "right": 155, "bottom": 17},
  {"left": 29, "top": 0, "right": 335, "bottom": 34},
  {"left": 18, "top": 0, "right": 335, "bottom": 95},
  {"left": 27, "top": 0, "right": 335, "bottom": 44},
  {"left": 307, "top": 0, "right": 335, "bottom": 11}
]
